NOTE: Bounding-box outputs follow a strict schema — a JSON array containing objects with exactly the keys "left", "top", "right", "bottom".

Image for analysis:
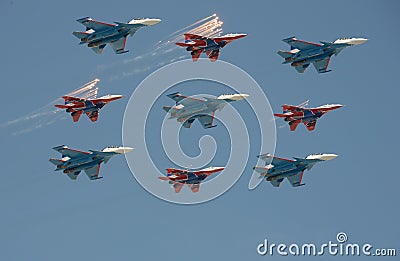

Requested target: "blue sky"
[{"left": 1, "top": 0, "right": 399, "bottom": 260}]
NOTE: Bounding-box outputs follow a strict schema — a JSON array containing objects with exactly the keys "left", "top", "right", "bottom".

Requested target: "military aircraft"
[
  {"left": 49, "top": 145, "right": 133, "bottom": 180},
  {"left": 254, "top": 153, "right": 337, "bottom": 187},
  {"left": 274, "top": 100, "right": 343, "bottom": 131},
  {"left": 55, "top": 94, "right": 123, "bottom": 122},
  {"left": 73, "top": 17, "right": 161, "bottom": 54},
  {"left": 163, "top": 92, "right": 249, "bottom": 129},
  {"left": 176, "top": 33, "right": 247, "bottom": 61},
  {"left": 277, "top": 37, "right": 368, "bottom": 73},
  {"left": 159, "top": 166, "right": 225, "bottom": 193}
]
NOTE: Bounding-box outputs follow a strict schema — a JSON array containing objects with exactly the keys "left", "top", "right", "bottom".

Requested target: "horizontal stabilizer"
[
  {"left": 277, "top": 50, "right": 293, "bottom": 59},
  {"left": 184, "top": 33, "right": 207, "bottom": 40},
  {"left": 72, "top": 31, "right": 90, "bottom": 39},
  {"left": 49, "top": 158, "right": 64, "bottom": 166},
  {"left": 176, "top": 42, "right": 194, "bottom": 47},
  {"left": 163, "top": 106, "right": 172, "bottom": 112},
  {"left": 62, "top": 96, "right": 84, "bottom": 102}
]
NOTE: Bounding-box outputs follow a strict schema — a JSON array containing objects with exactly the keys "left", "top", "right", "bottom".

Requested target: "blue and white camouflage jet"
[
  {"left": 254, "top": 153, "right": 337, "bottom": 187},
  {"left": 73, "top": 17, "right": 161, "bottom": 54},
  {"left": 49, "top": 146, "right": 133, "bottom": 180},
  {"left": 163, "top": 92, "right": 249, "bottom": 129},
  {"left": 278, "top": 37, "right": 367, "bottom": 73}
]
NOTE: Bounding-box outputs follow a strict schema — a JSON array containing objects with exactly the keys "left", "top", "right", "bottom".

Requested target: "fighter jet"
[
  {"left": 278, "top": 37, "right": 368, "bottom": 73},
  {"left": 274, "top": 100, "right": 343, "bottom": 131},
  {"left": 176, "top": 33, "right": 247, "bottom": 61},
  {"left": 163, "top": 92, "right": 249, "bottom": 129},
  {"left": 73, "top": 17, "right": 161, "bottom": 54},
  {"left": 159, "top": 166, "right": 225, "bottom": 193},
  {"left": 254, "top": 153, "right": 337, "bottom": 187},
  {"left": 49, "top": 145, "right": 133, "bottom": 180},
  {"left": 55, "top": 94, "right": 123, "bottom": 122}
]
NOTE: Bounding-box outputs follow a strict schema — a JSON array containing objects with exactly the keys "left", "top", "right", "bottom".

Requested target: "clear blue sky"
[{"left": 1, "top": 0, "right": 399, "bottom": 260}]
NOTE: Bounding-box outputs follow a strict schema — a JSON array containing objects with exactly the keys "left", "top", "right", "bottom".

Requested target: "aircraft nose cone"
[
  {"left": 120, "top": 147, "right": 134, "bottom": 153},
  {"left": 234, "top": 94, "right": 250, "bottom": 100},
  {"left": 350, "top": 38, "right": 368, "bottom": 45},
  {"left": 217, "top": 93, "right": 249, "bottom": 101},
  {"left": 143, "top": 18, "right": 161, "bottom": 26},
  {"left": 309, "top": 153, "right": 338, "bottom": 161}
]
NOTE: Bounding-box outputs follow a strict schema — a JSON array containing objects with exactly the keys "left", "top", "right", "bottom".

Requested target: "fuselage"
[
  {"left": 166, "top": 166, "right": 225, "bottom": 184},
  {"left": 168, "top": 94, "right": 248, "bottom": 121},
  {"left": 287, "top": 47, "right": 338, "bottom": 67},
  {"left": 78, "top": 18, "right": 161, "bottom": 47},
  {"left": 284, "top": 37, "right": 367, "bottom": 67},
  {"left": 265, "top": 162, "right": 313, "bottom": 181},
  {"left": 169, "top": 99, "right": 226, "bottom": 120},
  {"left": 85, "top": 27, "right": 137, "bottom": 47},
  {"left": 65, "top": 95, "right": 122, "bottom": 113},
  {"left": 185, "top": 33, "right": 247, "bottom": 53},
  {"left": 279, "top": 104, "right": 343, "bottom": 122}
]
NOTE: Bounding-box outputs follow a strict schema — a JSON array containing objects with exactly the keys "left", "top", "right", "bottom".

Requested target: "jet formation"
[
  {"left": 278, "top": 37, "right": 368, "bottom": 73},
  {"left": 254, "top": 153, "right": 338, "bottom": 187},
  {"left": 46, "top": 15, "right": 366, "bottom": 190},
  {"left": 49, "top": 145, "right": 133, "bottom": 180},
  {"left": 274, "top": 100, "right": 343, "bottom": 131},
  {"left": 73, "top": 17, "right": 161, "bottom": 54},
  {"left": 159, "top": 166, "right": 225, "bottom": 193},
  {"left": 176, "top": 33, "right": 247, "bottom": 61},
  {"left": 163, "top": 92, "right": 249, "bottom": 129},
  {"left": 55, "top": 94, "right": 123, "bottom": 122}
]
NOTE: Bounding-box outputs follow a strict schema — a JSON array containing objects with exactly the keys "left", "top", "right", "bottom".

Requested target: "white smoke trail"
[
  {"left": 0, "top": 79, "right": 100, "bottom": 135},
  {"left": 105, "top": 14, "right": 224, "bottom": 81}
]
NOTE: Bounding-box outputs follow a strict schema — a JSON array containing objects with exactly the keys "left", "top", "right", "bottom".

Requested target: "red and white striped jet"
[
  {"left": 159, "top": 166, "right": 225, "bottom": 193},
  {"left": 176, "top": 33, "right": 247, "bottom": 61}
]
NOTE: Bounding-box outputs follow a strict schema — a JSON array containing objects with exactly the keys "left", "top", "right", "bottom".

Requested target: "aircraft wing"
[
  {"left": 167, "top": 92, "right": 205, "bottom": 106},
  {"left": 304, "top": 119, "right": 317, "bottom": 131},
  {"left": 84, "top": 164, "right": 101, "bottom": 180},
  {"left": 91, "top": 44, "right": 107, "bottom": 54},
  {"left": 184, "top": 33, "right": 207, "bottom": 40},
  {"left": 77, "top": 17, "right": 115, "bottom": 31},
  {"left": 206, "top": 49, "right": 220, "bottom": 62},
  {"left": 312, "top": 57, "right": 331, "bottom": 73},
  {"left": 258, "top": 153, "right": 294, "bottom": 167},
  {"left": 62, "top": 96, "right": 85, "bottom": 103},
  {"left": 110, "top": 36, "right": 128, "bottom": 54},
  {"left": 198, "top": 113, "right": 216, "bottom": 129},
  {"left": 287, "top": 172, "right": 304, "bottom": 187},
  {"left": 86, "top": 111, "right": 99, "bottom": 122},
  {"left": 270, "top": 178, "right": 284, "bottom": 187},
  {"left": 166, "top": 168, "right": 187, "bottom": 174},
  {"left": 283, "top": 37, "right": 321, "bottom": 50},
  {"left": 294, "top": 63, "right": 310, "bottom": 73},
  {"left": 53, "top": 146, "right": 90, "bottom": 159}
]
